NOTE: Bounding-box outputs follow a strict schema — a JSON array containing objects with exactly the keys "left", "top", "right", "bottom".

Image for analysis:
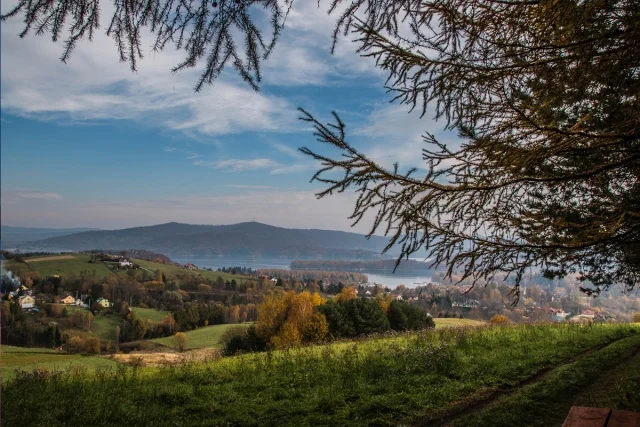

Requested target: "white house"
[
  {"left": 18, "top": 295, "right": 35, "bottom": 309},
  {"left": 119, "top": 259, "right": 133, "bottom": 268}
]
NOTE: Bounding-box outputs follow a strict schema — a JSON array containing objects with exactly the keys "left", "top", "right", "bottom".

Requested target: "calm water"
[{"left": 172, "top": 257, "right": 433, "bottom": 289}]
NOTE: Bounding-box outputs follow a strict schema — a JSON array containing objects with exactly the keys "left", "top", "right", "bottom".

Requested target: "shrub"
[
  {"left": 633, "top": 313, "right": 640, "bottom": 323},
  {"left": 85, "top": 337, "right": 101, "bottom": 355},
  {"left": 222, "top": 325, "right": 266, "bottom": 355},
  {"left": 489, "top": 314, "right": 511, "bottom": 325},
  {"left": 173, "top": 332, "right": 188, "bottom": 352},
  {"left": 64, "top": 336, "right": 85, "bottom": 354}
]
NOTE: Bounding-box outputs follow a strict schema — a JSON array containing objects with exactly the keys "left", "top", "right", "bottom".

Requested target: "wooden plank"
[
  {"left": 562, "top": 406, "right": 611, "bottom": 427},
  {"left": 608, "top": 410, "right": 640, "bottom": 427}
]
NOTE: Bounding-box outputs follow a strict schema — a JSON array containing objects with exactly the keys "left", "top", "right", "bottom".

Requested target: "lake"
[{"left": 172, "top": 257, "right": 434, "bottom": 289}]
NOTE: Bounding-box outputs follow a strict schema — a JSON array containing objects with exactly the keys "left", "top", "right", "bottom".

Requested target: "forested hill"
[
  {"left": 1, "top": 226, "right": 100, "bottom": 246},
  {"left": 17, "top": 222, "right": 409, "bottom": 260}
]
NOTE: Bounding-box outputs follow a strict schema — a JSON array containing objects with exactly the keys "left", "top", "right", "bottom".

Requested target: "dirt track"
[{"left": 25, "top": 255, "right": 76, "bottom": 263}]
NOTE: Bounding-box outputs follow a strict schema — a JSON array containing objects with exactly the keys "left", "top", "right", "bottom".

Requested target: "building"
[
  {"left": 60, "top": 295, "right": 76, "bottom": 305},
  {"left": 18, "top": 295, "right": 35, "bottom": 309},
  {"left": 95, "top": 297, "right": 111, "bottom": 308},
  {"left": 184, "top": 263, "right": 199, "bottom": 271},
  {"left": 119, "top": 259, "right": 133, "bottom": 268}
]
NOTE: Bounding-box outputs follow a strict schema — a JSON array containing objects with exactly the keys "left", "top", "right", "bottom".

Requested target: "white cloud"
[
  {"left": 3, "top": 190, "right": 63, "bottom": 201},
  {"left": 193, "top": 158, "right": 280, "bottom": 172}
]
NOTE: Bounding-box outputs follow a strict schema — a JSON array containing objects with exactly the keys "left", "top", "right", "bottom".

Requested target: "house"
[
  {"left": 184, "top": 263, "right": 199, "bottom": 271},
  {"left": 95, "top": 297, "right": 111, "bottom": 308},
  {"left": 551, "top": 310, "right": 570, "bottom": 322},
  {"left": 581, "top": 309, "right": 595, "bottom": 319},
  {"left": 270, "top": 277, "right": 278, "bottom": 283},
  {"left": 119, "top": 259, "right": 133, "bottom": 268},
  {"left": 75, "top": 299, "right": 90, "bottom": 308},
  {"left": 60, "top": 295, "right": 76, "bottom": 305},
  {"left": 18, "top": 295, "right": 35, "bottom": 310}
]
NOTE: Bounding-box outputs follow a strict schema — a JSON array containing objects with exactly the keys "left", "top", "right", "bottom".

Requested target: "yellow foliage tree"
[
  {"left": 257, "top": 291, "right": 328, "bottom": 349},
  {"left": 376, "top": 294, "right": 394, "bottom": 314},
  {"left": 335, "top": 286, "right": 358, "bottom": 302}
]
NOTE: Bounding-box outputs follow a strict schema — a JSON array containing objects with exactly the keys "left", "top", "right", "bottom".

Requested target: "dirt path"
[
  {"left": 414, "top": 334, "right": 635, "bottom": 427},
  {"left": 25, "top": 255, "right": 76, "bottom": 263}
]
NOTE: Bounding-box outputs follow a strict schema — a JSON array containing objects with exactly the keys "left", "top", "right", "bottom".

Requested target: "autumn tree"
[
  {"left": 335, "top": 286, "right": 358, "bottom": 303},
  {"left": 256, "top": 291, "right": 328, "bottom": 349},
  {"left": 173, "top": 332, "right": 188, "bottom": 352},
  {"left": 4, "top": 1, "right": 638, "bottom": 297}
]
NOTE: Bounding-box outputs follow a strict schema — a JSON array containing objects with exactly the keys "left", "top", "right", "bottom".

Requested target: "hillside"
[
  {"left": 19, "top": 222, "right": 410, "bottom": 259},
  {"left": 3, "top": 323, "right": 640, "bottom": 426},
  {"left": 1, "top": 226, "right": 99, "bottom": 247}
]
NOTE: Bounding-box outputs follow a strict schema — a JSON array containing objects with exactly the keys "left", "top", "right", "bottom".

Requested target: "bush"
[
  {"left": 633, "top": 313, "right": 640, "bottom": 323},
  {"left": 173, "top": 332, "right": 188, "bottom": 352},
  {"left": 64, "top": 336, "right": 85, "bottom": 354},
  {"left": 489, "top": 314, "right": 511, "bottom": 325},
  {"left": 85, "top": 337, "right": 101, "bottom": 354},
  {"left": 222, "top": 325, "right": 266, "bottom": 355}
]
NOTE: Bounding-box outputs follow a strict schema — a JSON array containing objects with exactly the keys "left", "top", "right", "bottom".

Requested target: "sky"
[{"left": 1, "top": 1, "right": 458, "bottom": 233}]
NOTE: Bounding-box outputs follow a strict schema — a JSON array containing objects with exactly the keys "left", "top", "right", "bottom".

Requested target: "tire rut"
[{"left": 413, "top": 333, "right": 637, "bottom": 427}]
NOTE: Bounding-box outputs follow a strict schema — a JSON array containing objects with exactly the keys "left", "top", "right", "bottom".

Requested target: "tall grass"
[{"left": 3, "top": 323, "right": 638, "bottom": 426}]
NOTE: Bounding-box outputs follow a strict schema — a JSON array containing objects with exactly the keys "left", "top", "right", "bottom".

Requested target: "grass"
[
  {"left": 151, "top": 323, "right": 250, "bottom": 349},
  {"left": 2, "top": 253, "right": 115, "bottom": 279},
  {"left": 131, "top": 307, "right": 170, "bottom": 323},
  {"left": 433, "top": 317, "right": 484, "bottom": 328},
  {"left": 3, "top": 323, "right": 639, "bottom": 426},
  {"left": 1, "top": 345, "right": 118, "bottom": 383},
  {"left": 132, "top": 258, "right": 254, "bottom": 284},
  {"left": 2, "top": 253, "right": 254, "bottom": 285}
]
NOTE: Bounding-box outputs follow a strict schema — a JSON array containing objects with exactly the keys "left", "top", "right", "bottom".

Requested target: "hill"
[
  {"left": 19, "top": 222, "right": 412, "bottom": 259},
  {"left": 1, "top": 226, "right": 100, "bottom": 247},
  {"left": 3, "top": 323, "right": 639, "bottom": 426}
]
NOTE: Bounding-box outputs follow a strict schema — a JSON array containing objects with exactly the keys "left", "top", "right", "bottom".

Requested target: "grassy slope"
[
  {"left": 132, "top": 258, "right": 254, "bottom": 284},
  {"left": 151, "top": 323, "right": 250, "bottom": 349},
  {"left": 3, "top": 254, "right": 114, "bottom": 279},
  {"left": 1, "top": 345, "right": 118, "bottom": 383},
  {"left": 3, "top": 323, "right": 639, "bottom": 427}
]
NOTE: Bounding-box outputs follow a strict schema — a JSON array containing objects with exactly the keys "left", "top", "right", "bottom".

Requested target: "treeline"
[
  {"left": 290, "top": 259, "right": 434, "bottom": 274},
  {"left": 223, "top": 289, "right": 434, "bottom": 354},
  {"left": 217, "top": 266, "right": 257, "bottom": 276},
  {"left": 257, "top": 269, "right": 368, "bottom": 285}
]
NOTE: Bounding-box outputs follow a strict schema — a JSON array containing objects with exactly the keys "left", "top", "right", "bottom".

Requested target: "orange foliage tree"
[
  {"left": 335, "top": 286, "right": 358, "bottom": 303},
  {"left": 256, "top": 291, "right": 328, "bottom": 349}
]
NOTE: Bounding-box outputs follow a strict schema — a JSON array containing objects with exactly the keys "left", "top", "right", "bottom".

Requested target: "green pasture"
[{"left": 152, "top": 323, "right": 250, "bottom": 350}]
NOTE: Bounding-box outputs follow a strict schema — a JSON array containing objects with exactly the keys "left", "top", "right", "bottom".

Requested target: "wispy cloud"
[
  {"left": 164, "top": 146, "right": 201, "bottom": 159},
  {"left": 3, "top": 190, "right": 63, "bottom": 201},
  {"left": 223, "top": 184, "right": 274, "bottom": 190},
  {"left": 193, "top": 158, "right": 280, "bottom": 172}
]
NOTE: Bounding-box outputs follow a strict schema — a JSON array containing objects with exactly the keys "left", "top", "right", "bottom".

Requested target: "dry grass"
[
  {"left": 24, "top": 255, "right": 76, "bottom": 263},
  {"left": 111, "top": 348, "right": 221, "bottom": 367}
]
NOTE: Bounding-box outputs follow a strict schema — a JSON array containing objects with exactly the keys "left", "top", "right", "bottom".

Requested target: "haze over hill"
[
  {"left": 9, "top": 222, "right": 411, "bottom": 260},
  {"left": 1, "top": 226, "right": 100, "bottom": 247}
]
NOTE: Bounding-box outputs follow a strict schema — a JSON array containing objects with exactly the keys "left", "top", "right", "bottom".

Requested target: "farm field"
[
  {"left": 1, "top": 345, "right": 118, "bottom": 382},
  {"left": 132, "top": 258, "right": 254, "bottom": 284},
  {"left": 3, "top": 253, "right": 115, "bottom": 279},
  {"left": 3, "top": 323, "right": 639, "bottom": 426},
  {"left": 152, "top": 323, "right": 250, "bottom": 349}
]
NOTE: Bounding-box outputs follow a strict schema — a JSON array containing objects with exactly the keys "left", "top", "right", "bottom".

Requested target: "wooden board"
[
  {"left": 608, "top": 410, "right": 640, "bottom": 427},
  {"left": 562, "top": 406, "right": 611, "bottom": 427}
]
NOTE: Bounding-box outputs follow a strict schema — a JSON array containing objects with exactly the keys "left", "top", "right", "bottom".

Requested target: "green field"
[
  {"left": 152, "top": 323, "right": 250, "bottom": 349},
  {"left": 3, "top": 253, "right": 115, "bottom": 279},
  {"left": 3, "top": 323, "right": 639, "bottom": 426},
  {"left": 1, "top": 345, "right": 118, "bottom": 382},
  {"left": 2, "top": 253, "right": 254, "bottom": 285},
  {"left": 132, "top": 258, "right": 254, "bottom": 284},
  {"left": 131, "top": 307, "right": 171, "bottom": 322}
]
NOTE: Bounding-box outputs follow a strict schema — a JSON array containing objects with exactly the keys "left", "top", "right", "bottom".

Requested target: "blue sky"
[{"left": 1, "top": 1, "right": 456, "bottom": 232}]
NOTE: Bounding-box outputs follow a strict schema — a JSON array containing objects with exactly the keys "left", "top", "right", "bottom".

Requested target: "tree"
[
  {"left": 335, "top": 286, "right": 358, "bottom": 303},
  {"left": 489, "top": 315, "right": 511, "bottom": 325},
  {"left": 4, "top": 1, "right": 639, "bottom": 297},
  {"left": 633, "top": 313, "right": 640, "bottom": 323},
  {"left": 173, "top": 332, "right": 188, "bottom": 352}
]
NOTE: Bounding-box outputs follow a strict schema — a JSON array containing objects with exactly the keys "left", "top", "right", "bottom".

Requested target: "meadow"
[
  {"left": 3, "top": 323, "right": 639, "bottom": 426},
  {"left": 152, "top": 323, "right": 250, "bottom": 350},
  {"left": 1, "top": 345, "right": 118, "bottom": 382}
]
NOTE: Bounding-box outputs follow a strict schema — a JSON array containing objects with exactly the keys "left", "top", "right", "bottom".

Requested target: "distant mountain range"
[
  {"left": 1, "top": 226, "right": 100, "bottom": 247},
  {"left": 2, "top": 222, "right": 412, "bottom": 260}
]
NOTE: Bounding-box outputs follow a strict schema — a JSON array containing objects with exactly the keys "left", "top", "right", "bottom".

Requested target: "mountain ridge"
[{"left": 11, "top": 222, "right": 410, "bottom": 260}]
